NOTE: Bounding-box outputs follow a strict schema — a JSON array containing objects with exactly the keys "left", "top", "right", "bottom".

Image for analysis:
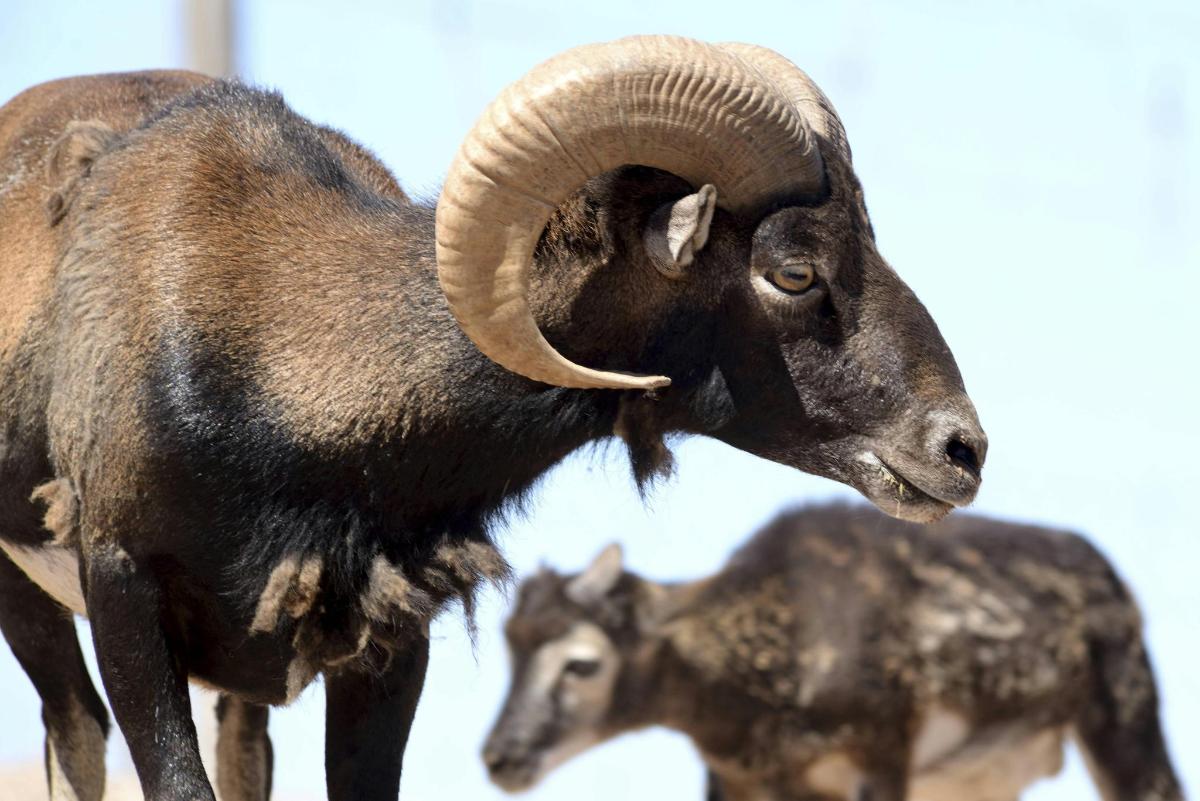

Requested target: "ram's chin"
[
  {"left": 853, "top": 453, "right": 956, "bottom": 524},
  {"left": 867, "top": 491, "right": 954, "bottom": 524}
]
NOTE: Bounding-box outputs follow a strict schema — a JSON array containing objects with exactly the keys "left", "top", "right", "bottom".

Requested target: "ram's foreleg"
[
  {"left": 85, "top": 542, "right": 215, "bottom": 801},
  {"left": 324, "top": 635, "right": 430, "bottom": 801}
]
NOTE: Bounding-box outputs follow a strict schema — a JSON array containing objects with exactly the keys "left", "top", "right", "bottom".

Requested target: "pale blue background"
[{"left": 0, "top": 1, "right": 1196, "bottom": 799}]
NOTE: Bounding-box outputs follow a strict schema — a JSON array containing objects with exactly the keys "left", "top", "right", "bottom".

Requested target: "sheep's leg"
[
  {"left": 215, "top": 694, "right": 273, "bottom": 801},
  {"left": 852, "top": 756, "right": 908, "bottom": 801},
  {"left": 854, "top": 774, "right": 907, "bottom": 801},
  {"left": 324, "top": 635, "right": 430, "bottom": 801},
  {"left": 84, "top": 542, "right": 215, "bottom": 801},
  {"left": 0, "top": 549, "right": 109, "bottom": 801},
  {"left": 1074, "top": 634, "right": 1184, "bottom": 801},
  {"left": 704, "top": 769, "right": 726, "bottom": 801}
]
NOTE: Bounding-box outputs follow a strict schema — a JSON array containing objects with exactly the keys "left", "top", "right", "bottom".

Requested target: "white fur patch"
[
  {"left": 912, "top": 706, "right": 971, "bottom": 768},
  {"left": 911, "top": 724, "right": 1065, "bottom": 801},
  {"left": 804, "top": 715, "right": 1064, "bottom": 801},
  {"left": 805, "top": 752, "right": 864, "bottom": 798},
  {"left": 1, "top": 541, "right": 87, "bottom": 615}
]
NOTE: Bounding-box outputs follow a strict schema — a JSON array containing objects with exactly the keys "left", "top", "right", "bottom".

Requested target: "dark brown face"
[
  {"left": 705, "top": 163, "right": 986, "bottom": 523},
  {"left": 532, "top": 162, "right": 984, "bottom": 522}
]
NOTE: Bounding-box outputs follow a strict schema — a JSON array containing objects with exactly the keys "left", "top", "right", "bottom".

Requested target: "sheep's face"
[
  {"left": 483, "top": 619, "right": 619, "bottom": 792},
  {"left": 705, "top": 158, "right": 987, "bottom": 523},
  {"left": 532, "top": 158, "right": 986, "bottom": 523},
  {"left": 482, "top": 548, "right": 633, "bottom": 793}
]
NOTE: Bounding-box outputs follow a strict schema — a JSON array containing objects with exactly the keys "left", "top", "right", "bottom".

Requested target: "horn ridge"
[{"left": 436, "top": 35, "right": 828, "bottom": 389}]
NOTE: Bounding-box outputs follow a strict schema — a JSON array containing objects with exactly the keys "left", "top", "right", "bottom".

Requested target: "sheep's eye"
[
  {"left": 564, "top": 658, "right": 600, "bottom": 678},
  {"left": 767, "top": 264, "right": 817, "bottom": 294}
]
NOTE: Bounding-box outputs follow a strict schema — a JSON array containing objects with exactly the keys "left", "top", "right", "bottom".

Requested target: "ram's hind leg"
[
  {"left": 0, "top": 550, "right": 109, "bottom": 801},
  {"left": 216, "top": 694, "right": 273, "bottom": 801}
]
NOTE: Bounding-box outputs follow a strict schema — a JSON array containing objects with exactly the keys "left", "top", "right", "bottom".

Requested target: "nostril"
[
  {"left": 484, "top": 752, "right": 507, "bottom": 773},
  {"left": 946, "top": 437, "right": 981, "bottom": 478}
]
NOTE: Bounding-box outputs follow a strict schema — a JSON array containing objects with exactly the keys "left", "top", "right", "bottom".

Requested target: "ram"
[
  {"left": 0, "top": 37, "right": 984, "bottom": 801},
  {"left": 485, "top": 505, "right": 1182, "bottom": 801}
]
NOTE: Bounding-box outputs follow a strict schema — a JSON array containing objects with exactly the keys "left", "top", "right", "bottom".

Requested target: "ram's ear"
[
  {"left": 45, "top": 119, "right": 117, "bottom": 225},
  {"left": 565, "top": 544, "right": 624, "bottom": 605},
  {"left": 643, "top": 183, "right": 718, "bottom": 278}
]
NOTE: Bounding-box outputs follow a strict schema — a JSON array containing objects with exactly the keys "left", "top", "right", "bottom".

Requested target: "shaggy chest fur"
[{"left": 1, "top": 524, "right": 507, "bottom": 705}]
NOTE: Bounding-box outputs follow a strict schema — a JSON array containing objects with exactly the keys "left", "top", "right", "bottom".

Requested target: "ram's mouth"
[{"left": 855, "top": 452, "right": 956, "bottom": 523}]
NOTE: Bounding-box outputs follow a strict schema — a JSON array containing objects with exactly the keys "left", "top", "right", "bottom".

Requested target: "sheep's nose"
[
  {"left": 927, "top": 410, "right": 987, "bottom": 490},
  {"left": 944, "top": 431, "right": 985, "bottom": 478},
  {"left": 482, "top": 744, "right": 510, "bottom": 775}
]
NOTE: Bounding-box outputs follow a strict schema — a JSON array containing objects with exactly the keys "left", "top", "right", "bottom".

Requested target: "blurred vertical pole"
[{"left": 186, "top": 0, "right": 237, "bottom": 77}]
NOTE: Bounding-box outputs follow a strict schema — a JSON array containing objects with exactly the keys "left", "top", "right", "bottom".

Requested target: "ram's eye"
[
  {"left": 767, "top": 263, "right": 817, "bottom": 294},
  {"left": 564, "top": 658, "right": 601, "bottom": 678}
]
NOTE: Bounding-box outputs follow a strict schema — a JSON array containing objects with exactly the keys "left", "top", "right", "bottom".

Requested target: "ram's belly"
[
  {"left": 0, "top": 539, "right": 313, "bottom": 705},
  {"left": 910, "top": 722, "right": 1066, "bottom": 801},
  {"left": 0, "top": 539, "right": 87, "bottom": 614}
]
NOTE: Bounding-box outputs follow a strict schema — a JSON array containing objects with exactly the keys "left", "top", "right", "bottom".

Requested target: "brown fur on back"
[{"left": 671, "top": 505, "right": 1130, "bottom": 719}]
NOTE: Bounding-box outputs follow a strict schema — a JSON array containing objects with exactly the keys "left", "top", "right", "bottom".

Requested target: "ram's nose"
[
  {"left": 914, "top": 404, "right": 987, "bottom": 505},
  {"left": 930, "top": 409, "right": 987, "bottom": 484}
]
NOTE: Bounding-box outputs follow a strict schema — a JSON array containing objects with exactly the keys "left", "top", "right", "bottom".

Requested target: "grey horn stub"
[{"left": 435, "top": 35, "right": 829, "bottom": 390}]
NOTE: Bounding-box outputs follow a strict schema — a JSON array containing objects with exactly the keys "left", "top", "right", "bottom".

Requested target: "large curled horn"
[
  {"left": 719, "top": 42, "right": 851, "bottom": 163},
  {"left": 435, "top": 35, "right": 826, "bottom": 390}
]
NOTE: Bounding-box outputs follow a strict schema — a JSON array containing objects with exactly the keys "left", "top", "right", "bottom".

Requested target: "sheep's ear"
[
  {"left": 566, "top": 544, "right": 624, "bottom": 605},
  {"left": 45, "top": 120, "right": 117, "bottom": 225},
  {"left": 643, "top": 184, "right": 718, "bottom": 278},
  {"left": 634, "top": 581, "right": 671, "bottom": 633}
]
